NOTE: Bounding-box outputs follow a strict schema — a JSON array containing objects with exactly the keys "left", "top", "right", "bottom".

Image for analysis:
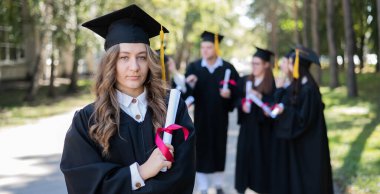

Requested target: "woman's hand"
[
  {"left": 220, "top": 89, "right": 231, "bottom": 99},
  {"left": 138, "top": 144, "right": 174, "bottom": 180},
  {"left": 275, "top": 77, "right": 285, "bottom": 88},
  {"left": 186, "top": 74, "right": 198, "bottom": 88},
  {"left": 242, "top": 102, "right": 251, "bottom": 113}
]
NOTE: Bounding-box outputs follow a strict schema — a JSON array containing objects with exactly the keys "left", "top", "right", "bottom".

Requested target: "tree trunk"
[
  {"left": 358, "top": 34, "right": 365, "bottom": 72},
  {"left": 327, "top": 0, "right": 340, "bottom": 89},
  {"left": 269, "top": 2, "right": 279, "bottom": 55},
  {"left": 302, "top": 0, "right": 310, "bottom": 47},
  {"left": 48, "top": 45, "right": 56, "bottom": 98},
  {"left": 24, "top": 31, "right": 48, "bottom": 101},
  {"left": 376, "top": 0, "right": 380, "bottom": 72},
  {"left": 67, "top": 30, "right": 81, "bottom": 94},
  {"left": 294, "top": 0, "right": 300, "bottom": 44},
  {"left": 342, "top": 0, "right": 358, "bottom": 97},
  {"left": 311, "top": 0, "right": 321, "bottom": 85},
  {"left": 21, "top": 0, "right": 37, "bottom": 80}
]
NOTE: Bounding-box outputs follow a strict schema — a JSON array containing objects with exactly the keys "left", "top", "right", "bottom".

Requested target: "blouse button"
[
  {"left": 135, "top": 182, "right": 142, "bottom": 188},
  {"left": 135, "top": 114, "right": 141, "bottom": 120},
  {"left": 132, "top": 98, "right": 137, "bottom": 103}
]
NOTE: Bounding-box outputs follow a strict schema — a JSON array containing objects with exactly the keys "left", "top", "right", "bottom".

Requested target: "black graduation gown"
[
  {"left": 271, "top": 82, "right": 334, "bottom": 194},
  {"left": 234, "top": 76, "right": 275, "bottom": 193},
  {"left": 60, "top": 98, "right": 196, "bottom": 194},
  {"left": 185, "top": 59, "right": 240, "bottom": 173}
]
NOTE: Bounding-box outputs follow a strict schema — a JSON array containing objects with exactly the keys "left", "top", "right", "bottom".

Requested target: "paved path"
[{"left": 0, "top": 107, "right": 256, "bottom": 194}]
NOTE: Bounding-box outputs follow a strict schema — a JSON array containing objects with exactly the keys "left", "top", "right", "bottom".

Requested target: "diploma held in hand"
[
  {"left": 222, "top": 69, "right": 231, "bottom": 91},
  {"left": 247, "top": 93, "right": 277, "bottom": 118},
  {"left": 161, "top": 89, "right": 181, "bottom": 172},
  {"left": 245, "top": 81, "right": 253, "bottom": 113}
]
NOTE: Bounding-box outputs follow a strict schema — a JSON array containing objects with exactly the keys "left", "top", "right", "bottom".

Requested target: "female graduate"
[
  {"left": 60, "top": 4, "right": 196, "bottom": 194},
  {"left": 271, "top": 46, "right": 334, "bottom": 194},
  {"left": 235, "top": 47, "right": 276, "bottom": 194}
]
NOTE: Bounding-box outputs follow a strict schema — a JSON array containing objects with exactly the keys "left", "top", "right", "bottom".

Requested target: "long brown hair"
[
  {"left": 89, "top": 44, "right": 167, "bottom": 157},
  {"left": 248, "top": 61, "right": 275, "bottom": 95}
]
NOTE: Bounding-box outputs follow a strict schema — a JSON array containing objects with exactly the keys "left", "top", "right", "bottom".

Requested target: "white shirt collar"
[
  {"left": 201, "top": 57, "right": 223, "bottom": 73},
  {"left": 116, "top": 88, "right": 147, "bottom": 108}
]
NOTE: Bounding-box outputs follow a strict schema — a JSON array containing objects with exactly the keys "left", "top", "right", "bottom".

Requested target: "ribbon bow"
[
  {"left": 155, "top": 124, "right": 189, "bottom": 162},
  {"left": 219, "top": 79, "right": 237, "bottom": 86}
]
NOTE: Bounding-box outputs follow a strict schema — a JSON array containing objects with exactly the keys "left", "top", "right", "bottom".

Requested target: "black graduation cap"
[
  {"left": 253, "top": 47, "right": 274, "bottom": 62},
  {"left": 82, "top": 4, "right": 169, "bottom": 50},
  {"left": 285, "top": 49, "right": 294, "bottom": 58},
  {"left": 201, "top": 31, "right": 224, "bottom": 43},
  {"left": 290, "top": 46, "right": 320, "bottom": 66}
]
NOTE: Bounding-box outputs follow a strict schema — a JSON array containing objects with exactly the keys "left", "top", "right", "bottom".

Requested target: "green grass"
[
  {"left": 0, "top": 79, "right": 94, "bottom": 127},
  {"left": 321, "top": 70, "right": 380, "bottom": 193}
]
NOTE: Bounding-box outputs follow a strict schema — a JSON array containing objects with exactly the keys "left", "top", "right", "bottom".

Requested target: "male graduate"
[{"left": 185, "top": 31, "right": 240, "bottom": 194}]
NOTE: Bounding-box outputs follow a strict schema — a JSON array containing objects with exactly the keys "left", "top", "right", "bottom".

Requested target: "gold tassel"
[
  {"left": 214, "top": 33, "right": 221, "bottom": 56},
  {"left": 160, "top": 26, "right": 166, "bottom": 81},
  {"left": 293, "top": 49, "right": 300, "bottom": 79}
]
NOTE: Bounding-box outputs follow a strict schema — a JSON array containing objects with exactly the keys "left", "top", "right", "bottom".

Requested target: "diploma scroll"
[
  {"left": 161, "top": 89, "right": 181, "bottom": 172},
  {"left": 222, "top": 69, "right": 231, "bottom": 91}
]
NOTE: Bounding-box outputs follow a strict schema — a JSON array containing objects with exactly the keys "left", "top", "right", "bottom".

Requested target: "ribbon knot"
[
  {"left": 219, "top": 79, "right": 237, "bottom": 86},
  {"left": 155, "top": 124, "right": 189, "bottom": 162}
]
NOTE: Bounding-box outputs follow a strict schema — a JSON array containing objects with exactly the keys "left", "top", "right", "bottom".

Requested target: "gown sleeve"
[
  {"left": 273, "top": 85, "right": 321, "bottom": 139},
  {"left": 60, "top": 100, "right": 196, "bottom": 194}
]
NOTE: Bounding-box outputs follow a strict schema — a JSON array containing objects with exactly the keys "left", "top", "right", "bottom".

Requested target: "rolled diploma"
[
  {"left": 222, "top": 69, "right": 231, "bottom": 91},
  {"left": 270, "top": 103, "right": 284, "bottom": 119},
  {"left": 161, "top": 89, "right": 181, "bottom": 172},
  {"left": 248, "top": 93, "right": 272, "bottom": 116},
  {"left": 245, "top": 81, "right": 252, "bottom": 113}
]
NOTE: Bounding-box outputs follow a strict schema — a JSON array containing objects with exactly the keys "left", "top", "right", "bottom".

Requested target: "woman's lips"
[{"left": 126, "top": 76, "right": 140, "bottom": 81}]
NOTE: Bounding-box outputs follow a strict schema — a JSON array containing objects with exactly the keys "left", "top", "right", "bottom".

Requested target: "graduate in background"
[
  {"left": 271, "top": 46, "right": 334, "bottom": 194},
  {"left": 60, "top": 5, "right": 196, "bottom": 194},
  {"left": 185, "top": 31, "right": 239, "bottom": 194},
  {"left": 235, "top": 47, "right": 276, "bottom": 194}
]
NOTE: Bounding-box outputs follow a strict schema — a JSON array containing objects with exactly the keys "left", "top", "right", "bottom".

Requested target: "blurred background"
[{"left": 0, "top": 0, "right": 379, "bottom": 194}]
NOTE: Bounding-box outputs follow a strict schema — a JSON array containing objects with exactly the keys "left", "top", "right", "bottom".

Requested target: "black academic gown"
[
  {"left": 271, "top": 82, "right": 334, "bottom": 194},
  {"left": 185, "top": 59, "right": 239, "bottom": 173},
  {"left": 60, "top": 98, "right": 196, "bottom": 194},
  {"left": 234, "top": 76, "right": 275, "bottom": 193}
]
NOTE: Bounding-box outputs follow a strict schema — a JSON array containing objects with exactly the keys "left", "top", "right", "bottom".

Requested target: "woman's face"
[
  {"left": 116, "top": 43, "right": 149, "bottom": 93},
  {"left": 251, "top": 56, "right": 268, "bottom": 77}
]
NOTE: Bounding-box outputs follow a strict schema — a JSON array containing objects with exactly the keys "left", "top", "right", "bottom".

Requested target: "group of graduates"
[
  {"left": 167, "top": 31, "right": 334, "bottom": 194},
  {"left": 60, "top": 4, "right": 334, "bottom": 194}
]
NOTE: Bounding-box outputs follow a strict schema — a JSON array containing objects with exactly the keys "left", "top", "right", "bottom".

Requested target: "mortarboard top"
[
  {"left": 82, "top": 4, "right": 169, "bottom": 50},
  {"left": 201, "top": 31, "right": 224, "bottom": 43},
  {"left": 253, "top": 47, "right": 274, "bottom": 62},
  {"left": 290, "top": 46, "right": 320, "bottom": 66}
]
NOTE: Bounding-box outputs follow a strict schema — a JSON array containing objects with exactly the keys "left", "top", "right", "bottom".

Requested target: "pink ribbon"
[
  {"left": 219, "top": 79, "right": 237, "bottom": 86},
  {"left": 155, "top": 124, "right": 189, "bottom": 162},
  {"left": 241, "top": 98, "right": 253, "bottom": 106}
]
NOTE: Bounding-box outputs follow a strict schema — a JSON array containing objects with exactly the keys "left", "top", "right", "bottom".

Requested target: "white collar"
[
  {"left": 201, "top": 57, "right": 223, "bottom": 68},
  {"left": 254, "top": 77, "right": 263, "bottom": 87},
  {"left": 116, "top": 88, "right": 147, "bottom": 108}
]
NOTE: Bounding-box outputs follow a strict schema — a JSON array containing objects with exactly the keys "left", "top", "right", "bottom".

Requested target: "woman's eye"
[
  {"left": 138, "top": 56, "right": 147, "bottom": 61},
  {"left": 120, "top": 56, "right": 129, "bottom": 61}
]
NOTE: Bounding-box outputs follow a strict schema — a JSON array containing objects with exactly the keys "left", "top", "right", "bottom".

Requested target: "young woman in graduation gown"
[
  {"left": 60, "top": 5, "right": 196, "bottom": 194},
  {"left": 271, "top": 46, "right": 334, "bottom": 194},
  {"left": 185, "top": 31, "right": 239, "bottom": 194},
  {"left": 234, "top": 47, "right": 276, "bottom": 194}
]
